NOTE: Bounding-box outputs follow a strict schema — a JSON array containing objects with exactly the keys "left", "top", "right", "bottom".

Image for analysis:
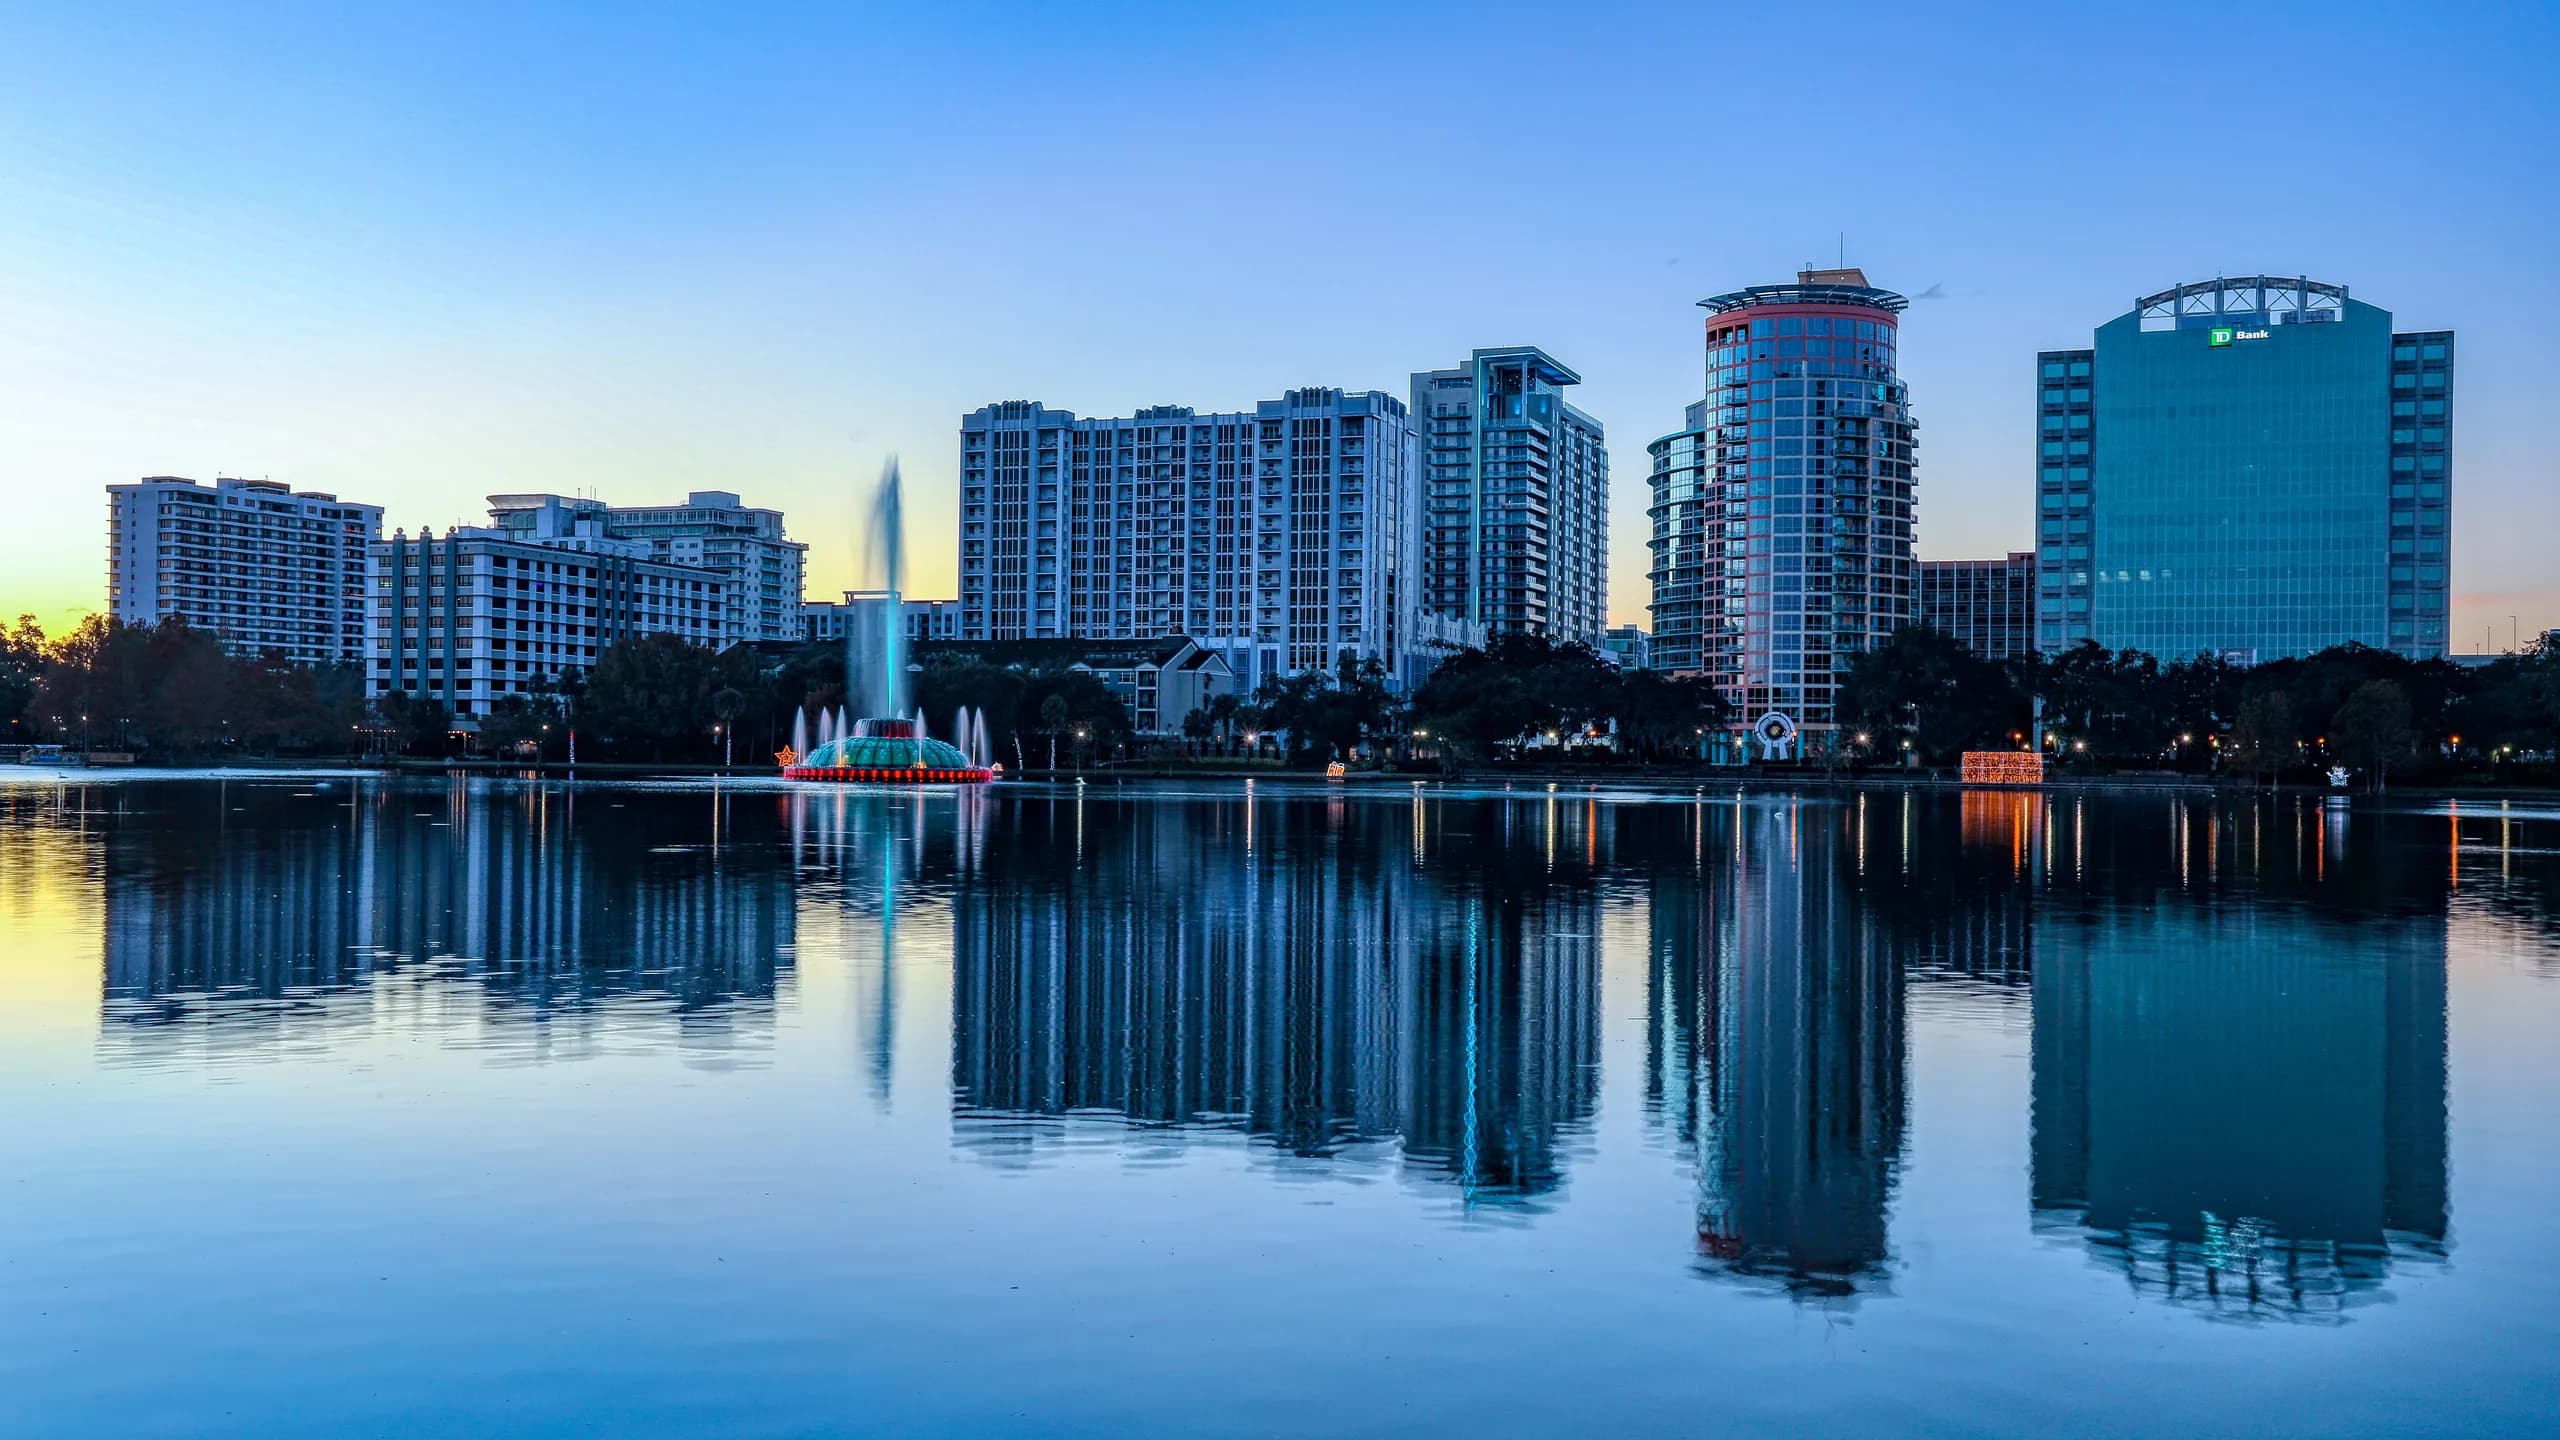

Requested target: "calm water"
[{"left": 4, "top": 775, "right": 2558, "bottom": 1438}]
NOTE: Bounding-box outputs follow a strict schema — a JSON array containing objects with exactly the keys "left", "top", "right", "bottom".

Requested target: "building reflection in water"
[
  {"left": 1648, "top": 796, "right": 1907, "bottom": 1302},
  {"left": 949, "top": 787, "right": 1600, "bottom": 1209},
  {"left": 64, "top": 773, "right": 2473, "bottom": 1313},
  {"left": 2029, "top": 795, "right": 2451, "bottom": 1323},
  {"left": 98, "top": 779, "right": 797, "bottom": 1060}
]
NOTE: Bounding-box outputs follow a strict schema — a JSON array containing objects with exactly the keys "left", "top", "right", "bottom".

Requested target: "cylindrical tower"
[{"left": 1687, "top": 267, "right": 1916, "bottom": 754}]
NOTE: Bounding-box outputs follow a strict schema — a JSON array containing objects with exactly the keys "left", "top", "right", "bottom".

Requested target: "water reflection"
[
  {"left": 950, "top": 791, "right": 1600, "bottom": 1208},
  {"left": 1648, "top": 798, "right": 1905, "bottom": 1300},
  {"left": 11, "top": 776, "right": 2532, "bottom": 1325},
  {"left": 2029, "top": 796, "right": 2451, "bottom": 1322},
  {"left": 92, "top": 780, "right": 797, "bottom": 1061}
]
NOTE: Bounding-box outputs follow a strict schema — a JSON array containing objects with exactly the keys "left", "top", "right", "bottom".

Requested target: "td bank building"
[{"left": 2034, "top": 276, "right": 2452, "bottom": 661}]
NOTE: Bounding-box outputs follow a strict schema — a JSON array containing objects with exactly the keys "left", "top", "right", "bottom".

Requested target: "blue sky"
[{"left": 2, "top": 1, "right": 2553, "bottom": 646}]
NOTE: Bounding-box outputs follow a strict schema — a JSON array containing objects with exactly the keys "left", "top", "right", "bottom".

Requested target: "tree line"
[
  {"left": 10, "top": 612, "right": 2552, "bottom": 787},
  {"left": 4, "top": 615, "right": 367, "bottom": 755},
  {"left": 1837, "top": 626, "right": 2560, "bottom": 788}
]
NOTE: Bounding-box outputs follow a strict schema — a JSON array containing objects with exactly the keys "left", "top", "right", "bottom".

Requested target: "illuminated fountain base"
[{"left": 783, "top": 719, "right": 995, "bottom": 784}]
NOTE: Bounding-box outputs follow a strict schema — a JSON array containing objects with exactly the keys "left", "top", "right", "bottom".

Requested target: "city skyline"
[{"left": 3, "top": 5, "right": 2554, "bottom": 652}]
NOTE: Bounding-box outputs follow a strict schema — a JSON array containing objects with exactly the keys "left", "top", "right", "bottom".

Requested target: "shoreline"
[{"left": 9, "top": 756, "right": 2558, "bottom": 805}]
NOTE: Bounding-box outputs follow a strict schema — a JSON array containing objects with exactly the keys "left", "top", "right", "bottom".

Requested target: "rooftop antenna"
[{"left": 1839, "top": 232, "right": 1846, "bottom": 267}]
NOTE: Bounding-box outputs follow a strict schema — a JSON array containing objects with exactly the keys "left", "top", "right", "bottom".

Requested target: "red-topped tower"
[{"left": 1682, "top": 267, "right": 1917, "bottom": 758}]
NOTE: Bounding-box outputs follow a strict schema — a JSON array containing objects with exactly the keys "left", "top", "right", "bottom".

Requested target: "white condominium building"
[
  {"left": 1410, "top": 348, "right": 1610, "bottom": 646},
  {"left": 486, "top": 489, "right": 805, "bottom": 645},
  {"left": 958, "top": 388, "right": 1415, "bottom": 693},
  {"left": 106, "top": 476, "right": 383, "bottom": 665},
  {"left": 370, "top": 497, "right": 727, "bottom": 720}
]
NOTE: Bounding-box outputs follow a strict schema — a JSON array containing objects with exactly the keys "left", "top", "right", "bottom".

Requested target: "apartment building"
[
  {"left": 487, "top": 490, "right": 804, "bottom": 645},
  {"left": 106, "top": 476, "right": 382, "bottom": 665},
  {"left": 369, "top": 497, "right": 727, "bottom": 720},
  {"left": 958, "top": 388, "right": 1415, "bottom": 693}
]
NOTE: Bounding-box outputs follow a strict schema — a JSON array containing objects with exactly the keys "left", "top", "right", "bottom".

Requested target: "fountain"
[{"left": 785, "top": 457, "right": 994, "bottom": 784}]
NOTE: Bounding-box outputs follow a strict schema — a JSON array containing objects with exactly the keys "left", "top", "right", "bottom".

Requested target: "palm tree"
[
  {"left": 1039, "top": 693, "right": 1069, "bottom": 771},
  {"left": 711, "top": 686, "right": 745, "bottom": 767}
]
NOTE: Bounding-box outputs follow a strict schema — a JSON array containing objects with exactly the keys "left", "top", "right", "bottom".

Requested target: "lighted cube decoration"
[{"left": 1960, "top": 751, "right": 2047, "bottom": 786}]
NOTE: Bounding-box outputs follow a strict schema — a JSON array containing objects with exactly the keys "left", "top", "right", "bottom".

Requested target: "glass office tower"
[
  {"left": 1669, "top": 268, "right": 1917, "bottom": 753},
  {"left": 2035, "top": 276, "right": 2452, "bottom": 661}
]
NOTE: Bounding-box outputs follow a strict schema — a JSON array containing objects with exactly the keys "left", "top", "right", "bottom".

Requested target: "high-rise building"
[
  {"left": 1645, "top": 413, "right": 1711, "bottom": 674},
  {"left": 1919, "top": 552, "right": 2035, "bottom": 660},
  {"left": 370, "top": 496, "right": 727, "bottom": 719},
  {"left": 1410, "top": 348, "right": 1609, "bottom": 645},
  {"left": 486, "top": 490, "right": 805, "bottom": 645},
  {"left": 1652, "top": 268, "right": 1918, "bottom": 752},
  {"left": 957, "top": 389, "right": 1415, "bottom": 694},
  {"left": 2035, "top": 276, "right": 2452, "bottom": 661},
  {"left": 106, "top": 476, "right": 382, "bottom": 666}
]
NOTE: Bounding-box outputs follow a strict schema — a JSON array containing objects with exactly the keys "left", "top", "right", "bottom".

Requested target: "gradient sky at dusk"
[{"left": 3, "top": 2, "right": 2553, "bottom": 647}]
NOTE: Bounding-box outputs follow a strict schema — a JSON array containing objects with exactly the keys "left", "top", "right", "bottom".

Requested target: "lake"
[{"left": 3, "top": 774, "right": 2557, "bottom": 1437}]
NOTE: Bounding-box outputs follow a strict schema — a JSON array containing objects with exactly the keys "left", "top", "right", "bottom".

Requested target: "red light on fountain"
[{"left": 781, "top": 716, "right": 994, "bottom": 784}]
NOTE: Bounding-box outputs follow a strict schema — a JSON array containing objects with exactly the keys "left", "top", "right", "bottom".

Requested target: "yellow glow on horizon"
[{"left": 0, "top": 798, "right": 104, "bottom": 1060}]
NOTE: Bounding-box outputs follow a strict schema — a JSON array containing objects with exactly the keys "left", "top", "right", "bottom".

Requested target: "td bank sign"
[{"left": 2208, "top": 326, "right": 2272, "bottom": 347}]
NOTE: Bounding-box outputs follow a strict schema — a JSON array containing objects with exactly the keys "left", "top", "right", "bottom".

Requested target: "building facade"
[
  {"left": 2035, "top": 276, "right": 2451, "bottom": 661},
  {"left": 487, "top": 490, "right": 804, "bottom": 646},
  {"left": 1656, "top": 268, "right": 1918, "bottom": 751},
  {"left": 802, "top": 598, "right": 852, "bottom": 644},
  {"left": 803, "top": 595, "right": 962, "bottom": 645},
  {"left": 106, "top": 476, "right": 382, "bottom": 665},
  {"left": 1410, "top": 348, "right": 1609, "bottom": 645},
  {"left": 903, "top": 598, "right": 962, "bottom": 643},
  {"left": 370, "top": 498, "right": 727, "bottom": 720},
  {"left": 957, "top": 389, "right": 1415, "bottom": 694},
  {"left": 1066, "top": 637, "right": 1235, "bottom": 737},
  {"left": 1919, "top": 553, "right": 2035, "bottom": 660},
  {"left": 1601, "top": 623, "right": 1652, "bottom": 671},
  {"left": 1645, "top": 414, "right": 1711, "bottom": 674}
]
